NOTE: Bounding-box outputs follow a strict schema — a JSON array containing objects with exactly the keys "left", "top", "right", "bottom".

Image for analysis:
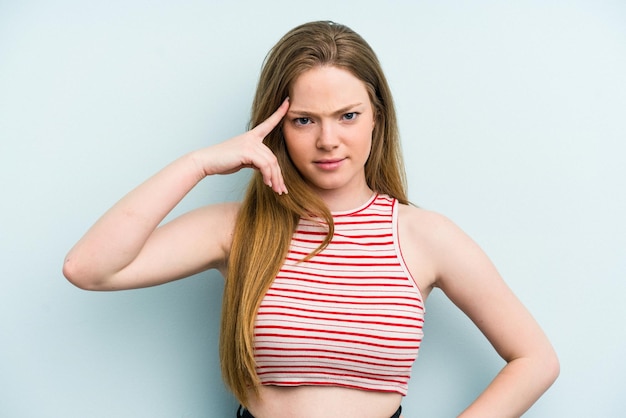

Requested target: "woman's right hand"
[
  {"left": 63, "top": 98, "right": 290, "bottom": 290},
  {"left": 193, "top": 98, "right": 290, "bottom": 195}
]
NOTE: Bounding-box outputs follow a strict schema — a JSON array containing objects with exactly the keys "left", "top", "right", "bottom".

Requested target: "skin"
[
  {"left": 283, "top": 66, "right": 376, "bottom": 211},
  {"left": 63, "top": 66, "right": 559, "bottom": 418}
]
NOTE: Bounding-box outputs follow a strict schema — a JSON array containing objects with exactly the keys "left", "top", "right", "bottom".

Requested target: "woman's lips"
[{"left": 314, "top": 158, "right": 345, "bottom": 170}]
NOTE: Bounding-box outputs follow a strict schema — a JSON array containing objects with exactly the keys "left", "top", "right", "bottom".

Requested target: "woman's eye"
[
  {"left": 294, "top": 117, "right": 311, "bottom": 126},
  {"left": 342, "top": 112, "right": 358, "bottom": 121}
]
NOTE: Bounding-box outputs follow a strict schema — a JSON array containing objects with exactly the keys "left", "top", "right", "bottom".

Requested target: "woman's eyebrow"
[{"left": 288, "top": 103, "right": 363, "bottom": 117}]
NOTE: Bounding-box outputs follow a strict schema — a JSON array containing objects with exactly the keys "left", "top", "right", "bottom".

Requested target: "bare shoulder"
[
  {"left": 138, "top": 201, "right": 243, "bottom": 280},
  {"left": 396, "top": 204, "right": 461, "bottom": 298},
  {"left": 398, "top": 202, "right": 559, "bottom": 382},
  {"left": 190, "top": 200, "right": 241, "bottom": 225},
  {"left": 397, "top": 204, "right": 488, "bottom": 294},
  {"left": 399, "top": 203, "right": 514, "bottom": 317},
  {"left": 397, "top": 203, "right": 458, "bottom": 235},
  {"left": 397, "top": 203, "right": 469, "bottom": 256},
  {"left": 178, "top": 201, "right": 241, "bottom": 263}
]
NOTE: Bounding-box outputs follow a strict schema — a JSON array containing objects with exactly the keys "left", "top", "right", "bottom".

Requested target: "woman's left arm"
[{"left": 428, "top": 213, "right": 559, "bottom": 418}]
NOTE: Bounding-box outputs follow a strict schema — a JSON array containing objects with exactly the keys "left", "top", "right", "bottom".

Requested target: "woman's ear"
[{"left": 373, "top": 106, "right": 380, "bottom": 129}]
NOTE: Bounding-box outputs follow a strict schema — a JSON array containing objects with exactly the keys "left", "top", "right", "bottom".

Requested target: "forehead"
[{"left": 289, "top": 66, "right": 372, "bottom": 110}]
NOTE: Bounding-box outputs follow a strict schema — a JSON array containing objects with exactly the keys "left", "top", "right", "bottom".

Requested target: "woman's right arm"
[{"left": 63, "top": 99, "right": 290, "bottom": 291}]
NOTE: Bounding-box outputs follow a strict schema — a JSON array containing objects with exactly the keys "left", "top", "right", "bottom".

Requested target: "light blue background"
[{"left": 1, "top": 1, "right": 625, "bottom": 416}]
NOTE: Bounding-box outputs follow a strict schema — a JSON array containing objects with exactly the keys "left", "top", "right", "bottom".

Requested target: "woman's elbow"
[
  {"left": 535, "top": 344, "right": 560, "bottom": 390},
  {"left": 544, "top": 348, "right": 560, "bottom": 387},
  {"left": 62, "top": 257, "right": 107, "bottom": 291}
]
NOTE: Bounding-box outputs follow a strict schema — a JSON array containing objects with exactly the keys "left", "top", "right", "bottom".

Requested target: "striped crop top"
[{"left": 254, "top": 194, "right": 425, "bottom": 395}]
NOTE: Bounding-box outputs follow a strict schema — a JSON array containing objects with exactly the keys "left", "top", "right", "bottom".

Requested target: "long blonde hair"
[{"left": 220, "top": 21, "right": 408, "bottom": 406}]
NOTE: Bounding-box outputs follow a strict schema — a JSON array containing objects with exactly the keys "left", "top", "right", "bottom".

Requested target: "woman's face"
[{"left": 283, "top": 65, "right": 376, "bottom": 208}]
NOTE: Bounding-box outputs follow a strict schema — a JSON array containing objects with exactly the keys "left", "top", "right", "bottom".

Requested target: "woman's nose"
[{"left": 316, "top": 123, "right": 339, "bottom": 150}]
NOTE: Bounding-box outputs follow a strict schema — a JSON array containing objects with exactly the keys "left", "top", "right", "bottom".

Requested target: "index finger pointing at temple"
[{"left": 253, "top": 97, "right": 290, "bottom": 140}]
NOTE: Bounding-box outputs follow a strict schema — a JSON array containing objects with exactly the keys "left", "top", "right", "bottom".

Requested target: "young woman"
[{"left": 63, "top": 21, "right": 559, "bottom": 418}]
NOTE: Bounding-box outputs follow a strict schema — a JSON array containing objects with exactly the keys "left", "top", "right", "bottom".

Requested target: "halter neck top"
[{"left": 254, "top": 194, "right": 425, "bottom": 395}]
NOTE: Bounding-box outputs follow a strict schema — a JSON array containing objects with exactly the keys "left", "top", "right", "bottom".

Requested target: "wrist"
[{"left": 186, "top": 147, "right": 216, "bottom": 180}]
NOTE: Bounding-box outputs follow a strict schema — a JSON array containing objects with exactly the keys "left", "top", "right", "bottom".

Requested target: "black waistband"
[{"left": 237, "top": 405, "right": 402, "bottom": 418}]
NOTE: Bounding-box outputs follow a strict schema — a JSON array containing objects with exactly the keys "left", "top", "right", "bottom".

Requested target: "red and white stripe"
[{"left": 254, "top": 194, "right": 425, "bottom": 395}]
